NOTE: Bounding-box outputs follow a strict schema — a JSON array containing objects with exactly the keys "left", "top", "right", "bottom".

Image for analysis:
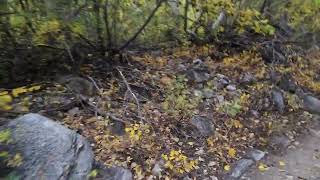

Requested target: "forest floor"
[{"left": 1, "top": 46, "right": 320, "bottom": 179}]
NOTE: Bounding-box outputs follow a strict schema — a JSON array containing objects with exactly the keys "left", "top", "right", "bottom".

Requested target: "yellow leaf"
[
  {"left": 12, "top": 87, "right": 28, "bottom": 97},
  {"left": 228, "top": 148, "right": 237, "bottom": 158},
  {"left": 0, "top": 95, "right": 13, "bottom": 103},
  {"left": 258, "top": 163, "right": 269, "bottom": 172},
  {"left": 279, "top": 161, "right": 285, "bottom": 167},
  {"left": 224, "top": 164, "right": 231, "bottom": 171},
  {"left": 0, "top": 91, "right": 9, "bottom": 96},
  {"left": 28, "top": 85, "right": 41, "bottom": 92},
  {"left": 232, "top": 119, "right": 243, "bottom": 128},
  {"left": 0, "top": 104, "right": 13, "bottom": 111}
]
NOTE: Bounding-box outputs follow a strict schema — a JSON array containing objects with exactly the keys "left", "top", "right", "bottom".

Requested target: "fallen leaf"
[
  {"left": 224, "top": 164, "right": 231, "bottom": 171},
  {"left": 279, "top": 160, "right": 285, "bottom": 167},
  {"left": 258, "top": 163, "right": 269, "bottom": 172},
  {"left": 228, "top": 148, "right": 237, "bottom": 158},
  {"left": 0, "top": 91, "right": 9, "bottom": 96},
  {"left": 28, "top": 85, "right": 41, "bottom": 92},
  {"left": 12, "top": 86, "right": 28, "bottom": 97},
  {"left": 0, "top": 95, "right": 13, "bottom": 103}
]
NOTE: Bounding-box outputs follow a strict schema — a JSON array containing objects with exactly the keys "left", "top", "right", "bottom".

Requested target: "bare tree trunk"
[
  {"left": 93, "top": 0, "right": 105, "bottom": 53},
  {"left": 103, "top": 0, "right": 112, "bottom": 50},
  {"left": 184, "top": 0, "right": 189, "bottom": 33}
]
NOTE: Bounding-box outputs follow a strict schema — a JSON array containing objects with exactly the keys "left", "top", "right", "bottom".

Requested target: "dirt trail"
[{"left": 243, "top": 121, "right": 320, "bottom": 180}]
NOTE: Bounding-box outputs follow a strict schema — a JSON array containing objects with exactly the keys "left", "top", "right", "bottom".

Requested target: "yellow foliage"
[
  {"left": 224, "top": 164, "right": 231, "bottom": 171},
  {"left": 33, "top": 20, "right": 64, "bottom": 44},
  {"left": 0, "top": 94, "right": 13, "bottom": 110},
  {"left": 28, "top": 85, "right": 41, "bottom": 92},
  {"left": 279, "top": 160, "right": 285, "bottom": 167},
  {"left": 12, "top": 86, "right": 28, "bottom": 97},
  {"left": 125, "top": 123, "right": 150, "bottom": 142},
  {"left": 0, "top": 91, "right": 9, "bottom": 96},
  {"left": 258, "top": 163, "right": 269, "bottom": 172},
  {"left": 162, "top": 149, "right": 198, "bottom": 174},
  {"left": 7, "top": 153, "right": 23, "bottom": 167},
  {"left": 228, "top": 147, "right": 237, "bottom": 158}
]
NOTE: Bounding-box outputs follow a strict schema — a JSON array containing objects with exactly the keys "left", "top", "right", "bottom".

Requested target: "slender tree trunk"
[{"left": 93, "top": 0, "right": 105, "bottom": 53}]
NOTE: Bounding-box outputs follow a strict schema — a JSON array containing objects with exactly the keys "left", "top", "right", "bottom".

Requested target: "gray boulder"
[
  {"left": 271, "top": 89, "right": 285, "bottom": 113},
  {"left": 246, "top": 149, "right": 266, "bottom": 162},
  {"left": 302, "top": 95, "right": 320, "bottom": 115},
  {"left": 1, "top": 113, "right": 94, "bottom": 180}
]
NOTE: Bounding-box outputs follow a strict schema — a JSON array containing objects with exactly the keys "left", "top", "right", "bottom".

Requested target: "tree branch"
[{"left": 119, "top": 0, "right": 165, "bottom": 51}]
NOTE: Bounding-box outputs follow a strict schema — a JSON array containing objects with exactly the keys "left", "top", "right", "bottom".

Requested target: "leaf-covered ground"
[{"left": 1, "top": 46, "right": 320, "bottom": 179}]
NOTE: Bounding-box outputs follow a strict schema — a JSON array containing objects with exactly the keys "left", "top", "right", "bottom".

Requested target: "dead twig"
[
  {"left": 117, "top": 68, "right": 143, "bottom": 122},
  {"left": 80, "top": 94, "right": 126, "bottom": 123},
  {"left": 86, "top": 76, "right": 103, "bottom": 95},
  {"left": 63, "top": 41, "right": 75, "bottom": 63}
]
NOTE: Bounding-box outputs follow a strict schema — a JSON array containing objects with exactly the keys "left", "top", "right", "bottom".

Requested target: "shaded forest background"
[{"left": 0, "top": 0, "right": 319, "bottom": 86}]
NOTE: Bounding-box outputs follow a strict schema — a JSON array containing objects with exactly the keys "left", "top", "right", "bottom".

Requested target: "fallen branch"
[
  {"left": 81, "top": 95, "right": 127, "bottom": 123},
  {"left": 117, "top": 68, "right": 143, "bottom": 122}
]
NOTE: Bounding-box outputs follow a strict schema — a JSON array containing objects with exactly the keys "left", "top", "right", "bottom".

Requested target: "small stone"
[
  {"left": 98, "top": 166, "right": 133, "bottom": 180},
  {"left": 240, "top": 73, "right": 256, "bottom": 85},
  {"left": 194, "top": 90, "right": 203, "bottom": 97},
  {"left": 229, "top": 159, "right": 254, "bottom": 179},
  {"left": 227, "top": 84, "right": 237, "bottom": 91},
  {"left": 250, "top": 110, "right": 260, "bottom": 118},
  {"left": 203, "top": 89, "right": 215, "bottom": 99},
  {"left": 152, "top": 162, "right": 163, "bottom": 176},
  {"left": 272, "top": 89, "right": 285, "bottom": 113},
  {"left": 215, "top": 95, "right": 225, "bottom": 104},
  {"left": 195, "top": 148, "right": 205, "bottom": 155},
  {"left": 220, "top": 79, "right": 230, "bottom": 86},
  {"left": 270, "top": 134, "right": 291, "bottom": 151},
  {"left": 68, "top": 107, "right": 80, "bottom": 117},
  {"left": 193, "top": 58, "right": 203, "bottom": 65},
  {"left": 293, "top": 141, "right": 300, "bottom": 146},
  {"left": 246, "top": 149, "right": 266, "bottom": 161},
  {"left": 208, "top": 161, "right": 217, "bottom": 167},
  {"left": 216, "top": 74, "right": 227, "bottom": 79},
  {"left": 188, "top": 69, "right": 210, "bottom": 83},
  {"left": 178, "top": 64, "right": 187, "bottom": 71},
  {"left": 210, "top": 176, "right": 219, "bottom": 180},
  {"left": 191, "top": 116, "right": 214, "bottom": 136}
]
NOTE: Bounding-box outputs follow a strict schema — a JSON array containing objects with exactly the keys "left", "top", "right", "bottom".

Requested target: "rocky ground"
[
  {"left": 1, "top": 46, "right": 320, "bottom": 179},
  {"left": 244, "top": 119, "right": 320, "bottom": 180}
]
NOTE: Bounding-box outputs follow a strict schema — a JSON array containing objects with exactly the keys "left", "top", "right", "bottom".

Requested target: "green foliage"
[
  {"left": 0, "top": 0, "right": 319, "bottom": 49},
  {"left": 0, "top": 130, "right": 11, "bottom": 144},
  {"left": 88, "top": 169, "right": 98, "bottom": 178},
  {"left": 0, "top": 129, "right": 23, "bottom": 179},
  {"left": 162, "top": 75, "right": 201, "bottom": 118},
  {"left": 236, "top": 9, "right": 275, "bottom": 35},
  {"left": 219, "top": 99, "right": 242, "bottom": 117}
]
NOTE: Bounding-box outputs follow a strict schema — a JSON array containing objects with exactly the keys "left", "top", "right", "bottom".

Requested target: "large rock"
[
  {"left": 302, "top": 95, "right": 320, "bottom": 115},
  {"left": 1, "top": 113, "right": 94, "bottom": 180}
]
